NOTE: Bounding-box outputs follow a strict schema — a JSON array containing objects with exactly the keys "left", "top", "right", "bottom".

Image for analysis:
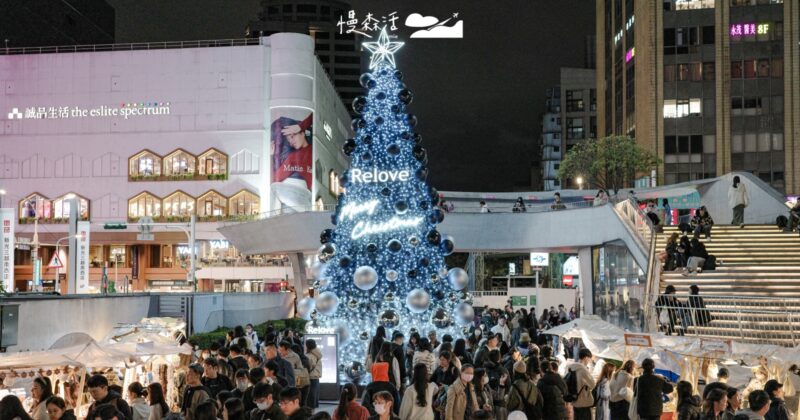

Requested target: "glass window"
[
  {"left": 689, "top": 98, "right": 702, "bottom": 116},
  {"left": 743, "top": 60, "right": 756, "bottom": 78},
  {"left": 197, "top": 149, "right": 228, "bottom": 176},
  {"left": 757, "top": 60, "right": 770, "bottom": 78},
  {"left": 19, "top": 193, "right": 51, "bottom": 220},
  {"left": 702, "top": 25, "right": 715, "bottom": 44},
  {"left": 678, "top": 136, "right": 690, "bottom": 153},
  {"left": 163, "top": 149, "right": 196, "bottom": 176},
  {"left": 567, "top": 118, "right": 584, "bottom": 139},
  {"left": 110, "top": 245, "right": 126, "bottom": 266},
  {"left": 128, "top": 192, "right": 161, "bottom": 219},
  {"left": 758, "top": 133, "right": 771, "bottom": 152},
  {"left": 672, "top": 0, "right": 716, "bottom": 10},
  {"left": 678, "top": 64, "right": 690, "bottom": 81},
  {"left": 197, "top": 191, "right": 227, "bottom": 217},
  {"left": 664, "top": 65, "right": 676, "bottom": 82},
  {"left": 731, "top": 61, "right": 743, "bottom": 78},
  {"left": 771, "top": 58, "right": 783, "bottom": 78},
  {"left": 128, "top": 150, "right": 161, "bottom": 177},
  {"left": 772, "top": 133, "right": 784, "bottom": 151},
  {"left": 703, "top": 62, "right": 715, "bottom": 80},
  {"left": 228, "top": 190, "right": 260, "bottom": 216},
  {"left": 163, "top": 191, "right": 195, "bottom": 218},
  {"left": 703, "top": 135, "right": 716, "bottom": 153},
  {"left": 665, "top": 136, "right": 677, "bottom": 154},
  {"left": 663, "top": 99, "right": 677, "bottom": 118},
  {"left": 690, "top": 63, "right": 702, "bottom": 81},
  {"left": 744, "top": 133, "right": 757, "bottom": 152},
  {"left": 732, "top": 134, "right": 743, "bottom": 152},
  {"left": 52, "top": 193, "right": 89, "bottom": 220}
]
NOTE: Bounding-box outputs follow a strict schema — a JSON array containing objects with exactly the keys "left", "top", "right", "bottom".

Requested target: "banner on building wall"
[
  {"left": 270, "top": 108, "right": 313, "bottom": 211},
  {"left": 76, "top": 221, "right": 91, "bottom": 293},
  {"left": 131, "top": 246, "right": 139, "bottom": 280},
  {"left": 0, "top": 209, "right": 14, "bottom": 292}
]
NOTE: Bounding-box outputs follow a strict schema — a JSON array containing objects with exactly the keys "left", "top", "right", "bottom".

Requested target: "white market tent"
[{"left": 544, "top": 315, "right": 628, "bottom": 354}]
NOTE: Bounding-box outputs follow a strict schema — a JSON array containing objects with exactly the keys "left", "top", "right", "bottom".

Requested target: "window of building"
[
  {"left": 703, "top": 62, "right": 715, "bottom": 80},
  {"left": 197, "top": 148, "right": 227, "bottom": 176},
  {"left": 567, "top": 118, "right": 584, "bottom": 139},
  {"left": 110, "top": 245, "right": 126, "bottom": 266},
  {"left": 52, "top": 193, "right": 89, "bottom": 220},
  {"left": 228, "top": 190, "right": 260, "bottom": 216},
  {"left": 129, "top": 150, "right": 161, "bottom": 177},
  {"left": 128, "top": 192, "right": 161, "bottom": 219},
  {"left": 664, "top": 99, "right": 701, "bottom": 118},
  {"left": 731, "top": 61, "right": 743, "bottom": 78},
  {"left": 668, "top": 0, "right": 716, "bottom": 10},
  {"left": 163, "top": 149, "right": 196, "bottom": 176},
  {"left": 197, "top": 190, "right": 227, "bottom": 217},
  {"left": 731, "top": 0, "right": 783, "bottom": 6},
  {"left": 297, "top": 4, "right": 316, "bottom": 13},
  {"left": 19, "top": 193, "right": 51, "bottom": 220},
  {"left": 743, "top": 60, "right": 757, "bottom": 78},
  {"left": 771, "top": 58, "right": 783, "bottom": 78},
  {"left": 690, "top": 63, "right": 702, "bottom": 81},
  {"left": 163, "top": 191, "right": 195, "bottom": 218},
  {"left": 702, "top": 26, "right": 715, "bottom": 44},
  {"left": 664, "top": 64, "right": 676, "bottom": 82},
  {"left": 566, "top": 90, "right": 585, "bottom": 112}
]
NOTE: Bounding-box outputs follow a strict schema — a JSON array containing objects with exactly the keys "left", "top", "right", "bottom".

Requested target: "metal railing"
[
  {"left": 652, "top": 293, "right": 800, "bottom": 347},
  {"left": 614, "top": 199, "right": 659, "bottom": 330},
  {"left": 0, "top": 38, "right": 262, "bottom": 55},
  {"left": 219, "top": 199, "right": 605, "bottom": 226}
]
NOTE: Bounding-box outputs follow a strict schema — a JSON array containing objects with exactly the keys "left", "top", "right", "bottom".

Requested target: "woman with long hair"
[
  {"left": 147, "top": 382, "right": 170, "bottom": 420},
  {"left": 333, "top": 383, "right": 369, "bottom": 420},
  {"left": 702, "top": 388, "right": 727, "bottom": 420},
  {"left": 412, "top": 338, "right": 436, "bottom": 376},
  {"left": 609, "top": 360, "right": 635, "bottom": 419},
  {"left": 728, "top": 175, "right": 749, "bottom": 227},
  {"left": 30, "top": 377, "right": 53, "bottom": 420},
  {"left": 453, "top": 338, "right": 473, "bottom": 366},
  {"left": 378, "top": 341, "right": 401, "bottom": 390},
  {"left": 399, "top": 364, "right": 437, "bottom": 420},
  {"left": 472, "top": 368, "right": 493, "bottom": 414},
  {"left": 595, "top": 363, "right": 615, "bottom": 420},
  {"left": 676, "top": 380, "right": 702, "bottom": 420},
  {"left": 368, "top": 326, "right": 387, "bottom": 367},
  {"left": 0, "top": 395, "right": 33, "bottom": 420}
]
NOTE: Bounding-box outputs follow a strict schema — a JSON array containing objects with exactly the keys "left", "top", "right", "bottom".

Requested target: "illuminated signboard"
[
  {"left": 6, "top": 102, "right": 171, "bottom": 121},
  {"left": 730, "top": 23, "right": 769, "bottom": 37},
  {"left": 625, "top": 47, "right": 635, "bottom": 63}
]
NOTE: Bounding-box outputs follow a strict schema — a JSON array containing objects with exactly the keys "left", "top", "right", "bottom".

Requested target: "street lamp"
[
  {"left": 54, "top": 233, "right": 83, "bottom": 293},
  {"left": 0, "top": 189, "right": 6, "bottom": 208},
  {"left": 576, "top": 176, "right": 584, "bottom": 190}
]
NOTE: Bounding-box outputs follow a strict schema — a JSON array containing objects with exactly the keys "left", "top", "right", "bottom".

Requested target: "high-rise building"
[
  {"left": 246, "top": 0, "right": 363, "bottom": 113},
  {"left": 541, "top": 68, "right": 597, "bottom": 191},
  {"left": 0, "top": 0, "right": 115, "bottom": 48},
  {"left": 596, "top": 0, "right": 800, "bottom": 192}
]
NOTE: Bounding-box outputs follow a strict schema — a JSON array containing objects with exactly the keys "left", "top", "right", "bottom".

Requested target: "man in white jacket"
[{"left": 491, "top": 317, "right": 511, "bottom": 346}]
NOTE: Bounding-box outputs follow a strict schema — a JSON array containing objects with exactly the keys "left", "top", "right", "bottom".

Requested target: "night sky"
[{"left": 107, "top": 0, "right": 595, "bottom": 192}]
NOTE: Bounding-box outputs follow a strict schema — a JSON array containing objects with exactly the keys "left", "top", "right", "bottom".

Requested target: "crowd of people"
[{"left": 1, "top": 302, "right": 794, "bottom": 420}]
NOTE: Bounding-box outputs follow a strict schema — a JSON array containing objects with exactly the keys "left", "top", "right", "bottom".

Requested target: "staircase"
[{"left": 655, "top": 224, "right": 800, "bottom": 346}]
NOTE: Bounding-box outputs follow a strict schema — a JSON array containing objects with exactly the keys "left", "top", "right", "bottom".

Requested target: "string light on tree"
[{"left": 306, "top": 27, "right": 469, "bottom": 383}]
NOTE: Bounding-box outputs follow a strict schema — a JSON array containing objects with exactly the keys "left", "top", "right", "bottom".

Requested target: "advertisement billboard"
[
  {"left": 271, "top": 109, "right": 313, "bottom": 210},
  {"left": 0, "top": 209, "right": 14, "bottom": 292}
]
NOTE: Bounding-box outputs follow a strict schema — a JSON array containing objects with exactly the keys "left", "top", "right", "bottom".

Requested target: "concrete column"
[
  {"left": 288, "top": 253, "right": 308, "bottom": 297},
  {"left": 577, "top": 247, "right": 594, "bottom": 316}
]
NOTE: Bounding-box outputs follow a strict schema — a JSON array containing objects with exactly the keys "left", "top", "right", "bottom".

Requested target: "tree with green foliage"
[{"left": 558, "top": 135, "right": 660, "bottom": 193}]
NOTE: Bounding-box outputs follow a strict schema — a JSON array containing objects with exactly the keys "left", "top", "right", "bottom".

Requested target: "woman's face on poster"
[{"left": 287, "top": 131, "right": 308, "bottom": 149}]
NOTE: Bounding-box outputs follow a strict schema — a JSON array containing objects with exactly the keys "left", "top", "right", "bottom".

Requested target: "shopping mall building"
[{"left": 0, "top": 33, "right": 353, "bottom": 293}]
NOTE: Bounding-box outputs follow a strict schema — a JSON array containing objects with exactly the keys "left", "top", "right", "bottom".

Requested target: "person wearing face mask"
[
  {"left": 369, "top": 391, "right": 400, "bottom": 420},
  {"left": 247, "top": 383, "right": 285, "bottom": 420},
  {"left": 472, "top": 369, "right": 494, "bottom": 415},
  {"left": 231, "top": 370, "right": 248, "bottom": 397},
  {"left": 445, "top": 364, "right": 479, "bottom": 420},
  {"left": 362, "top": 363, "right": 401, "bottom": 416}
]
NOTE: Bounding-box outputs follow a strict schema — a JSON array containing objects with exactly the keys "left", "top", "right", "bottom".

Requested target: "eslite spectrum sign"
[{"left": 6, "top": 102, "right": 171, "bottom": 121}]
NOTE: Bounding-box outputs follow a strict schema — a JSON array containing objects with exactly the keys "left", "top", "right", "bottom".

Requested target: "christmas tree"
[{"left": 298, "top": 28, "right": 473, "bottom": 382}]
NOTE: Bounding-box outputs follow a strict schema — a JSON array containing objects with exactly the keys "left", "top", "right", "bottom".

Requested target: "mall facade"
[{"left": 0, "top": 33, "right": 353, "bottom": 293}]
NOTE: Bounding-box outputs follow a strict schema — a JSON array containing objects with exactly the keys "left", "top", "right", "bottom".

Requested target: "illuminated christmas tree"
[{"left": 298, "top": 28, "right": 472, "bottom": 382}]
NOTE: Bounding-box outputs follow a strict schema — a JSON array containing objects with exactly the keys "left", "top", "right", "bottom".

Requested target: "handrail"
[
  {"left": 651, "top": 293, "right": 799, "bottom": 346},
  {"left": 0, "top": 38, "right": 262, "bottom": 56}
]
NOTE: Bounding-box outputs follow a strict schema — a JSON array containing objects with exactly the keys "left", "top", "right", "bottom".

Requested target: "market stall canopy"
[{"left": 544, "top": 315, "right": 627, "bottom": 354}]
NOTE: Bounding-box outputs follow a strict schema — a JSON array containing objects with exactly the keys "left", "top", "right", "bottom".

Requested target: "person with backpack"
[
  {"left": 566, "top": 348, "right": 597, "bottom": 420},
  {"left": 506, "top": 360, "right": 543, "bottom": 420},
  {"left": 634, "top": 358, "right": 674, "bottom": 420},
  {"left": 445, "top": 364, "right": 479, "bottom": 420},
  {"left": 181, "top": 364, "right": 213, "bottom": 420},
  {"left": 539, "top": 361, "right": 568, "bottom": 420},
  {"left": 248, "top": 383, "right": 286, "bottom": 420},
  {"left": 85, "top": 374, "right": 132, "bottom": 420},
  {"left": 305, "top": 339, "right": 323, "bottom": 410},
  {"left": 609, "top": 360, "right": 635, "bottom": 419}
]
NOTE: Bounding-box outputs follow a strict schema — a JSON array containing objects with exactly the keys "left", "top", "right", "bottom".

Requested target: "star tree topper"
[{"left": 363, "top": 27, "right": 405, "bottom": 69}]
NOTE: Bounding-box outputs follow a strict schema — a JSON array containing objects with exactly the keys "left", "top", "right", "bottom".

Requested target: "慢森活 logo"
[{"left": 338, "top": 10, "right": 463, "bottom": 39}]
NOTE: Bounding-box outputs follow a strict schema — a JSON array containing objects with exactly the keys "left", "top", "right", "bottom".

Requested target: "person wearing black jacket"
[
  {"left": 685, "top": 238, "right": 709, "bottom": 274},
  {"left": 229, "top": 344, "right": 249, "bottom": 373},
  {"left": 390, "top": 332, "right": 408, "bottom": 390},
  {"left": 634, "top": 358, "right": 674, "bottom": 420},
  {"left": 201, "top": 357, "right": 233, "bottom": 398},
  {"left": 244, "top": 367, "right": 267, "bottom": 411},
  {"left": 85, "top": 375, "right": 132, "bottom": 420},
  {"left": 764, "top": 380, "right": 790, "bottom": 420},
  {"left": 538, "top": 361, "right": 567, "bottom": 420},
  {"left": 676, "top": 380, "right": 702, "bottom": 420},
  {"left": 431, "top": 351, "right": 460, "bottom": 386},
  {"left": 688, "top": 285, "right": 713, "bottom": 327},
  {"left": 656, "top": 285, "right": 685, "bottom": 336}
]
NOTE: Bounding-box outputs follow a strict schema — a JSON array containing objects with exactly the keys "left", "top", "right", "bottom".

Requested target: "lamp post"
[
  {"left": 54, "top": 233, "right": 82, "bottom": 293},
  {"left": 576, "top": 176, "right": 585, "bottom": 190}
]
